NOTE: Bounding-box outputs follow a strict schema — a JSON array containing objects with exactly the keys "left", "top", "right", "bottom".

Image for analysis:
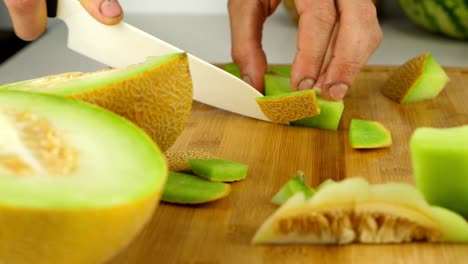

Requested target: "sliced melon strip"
[
  {"left": 252, "top": 178, "right": 468, "bottom": 245},
  {"left": 271, "top": 171, "right": 315, "bottom": 205},
  {"left": 165, "top": 150, "right": 217, "bottom": 172},
  {"left": 189, "top": 158, "right": 249, "bottom": 182},
  {"left": 349, "top": 119, "right": 392, "bottom": 149},
  {"left": 0, "top": 53, "right": 193, "bottom": 152},
  {"left": 381, "top": 53, "right": 449, "bottom": 104},
  {"left": 256, "top": 90, "right": 320, "bottom": 124},
  {"left": 264, "top": 74, "right": 292, "bottom": 96},
  {"left": 291, "top": 97, "right": 344, "bottom": 130}
]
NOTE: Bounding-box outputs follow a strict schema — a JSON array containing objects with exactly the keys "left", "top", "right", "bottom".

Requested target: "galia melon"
[
  {"left": 165, "top": 150, "right": 217, "bottom": 172},
  {"left": 349, "top": 119, "right": 392, "bottom": 149},
  {"left": 0, "top": 91, "right": 167, "bottom": 263},
  {"left": 0, "top": 53, "right": 193, "bottom": 152}
]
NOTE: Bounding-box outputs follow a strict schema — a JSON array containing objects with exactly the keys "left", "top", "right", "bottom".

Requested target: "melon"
[
  {"left": 381, "top": 53, "right": 449, "bottom": 104},
  {"left": 252, "top": 177, "right": 468, "bottom": 244},
  {"left": 271, "top": 171, "right": 315, "bottom": 205},
  {"left": 165, "top": 150, "right": 217, "bottom": 172},
  {"left": 410, "top": 125, "right": 468, "bottom": 218},
  {"left": 0, "top": 53, "right": 193, "bottom": 152},
  {"left": 0, "top": 90, "right": 167, "bottom": 263},
  {"left": 349, "top": 119, "right": 392, "bottom": 149},
  {"left": 189, "top": 158, "right": 249, "bottom": 182},
  {"left": 398, "top": 0, "right": 468, "bottom": 39}
]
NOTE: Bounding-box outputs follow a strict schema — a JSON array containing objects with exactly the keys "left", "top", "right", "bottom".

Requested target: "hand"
[
  {"left": 4, "top": 0, "right": 124, "bottom": 41},
  {"left": 228, "top": 0, "right": 383, "bottom": 101}
]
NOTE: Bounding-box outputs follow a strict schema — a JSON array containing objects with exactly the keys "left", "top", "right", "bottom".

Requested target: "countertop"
[{"left": 0, "top": 3, "right": 467, "bottom": 83}]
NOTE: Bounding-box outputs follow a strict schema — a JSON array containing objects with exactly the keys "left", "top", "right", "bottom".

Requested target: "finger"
[
  {"left": 317, "top": 0, "right": 383, "bottom": 101},
  {"left": 4, "top": 0, "right": 48, "bottom": 41},
  {"left": 80, "top": 0, "right": 123, "bottom": 25},
  {"left": 290, "top": 0, "right": 337, "bottom": 91},
  {"left": 228, "top": 0, "right": 281, "bottom": 93}
]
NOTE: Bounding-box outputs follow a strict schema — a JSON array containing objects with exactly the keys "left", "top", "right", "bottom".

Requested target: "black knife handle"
[{"left": 47, "top": 0, "right": 58, "bottom": 18}]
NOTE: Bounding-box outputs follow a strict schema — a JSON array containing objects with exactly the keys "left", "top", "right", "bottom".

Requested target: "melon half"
[
  {"left": 0, "top": 53, "right": 193, "bottom": 152},
  {"left": 0, "top": 91, "right": 167, "bottom": 263}
]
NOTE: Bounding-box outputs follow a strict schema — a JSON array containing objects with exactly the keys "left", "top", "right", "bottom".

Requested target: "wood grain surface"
[{"left": 108, "top": 66, "right": 468, "bottom": 264}]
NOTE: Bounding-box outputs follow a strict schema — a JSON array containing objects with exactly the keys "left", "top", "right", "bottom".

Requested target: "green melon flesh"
[
  {"left": 189, "top": 158, "right": 249, "bottom": 182},
  {"left": 267, "top": 65, "right": 292, "bottom": 77},
  {"left": 162, "top": 171, "right": 230, "bottom": 204},
  {"left": 0, "top": 53, "right": 180, "bottom": 95},
  {"left": 410, "top": 125, "right": 468, "bottom": 218},
  {"left": 271, "top": 171, "right": 315, "bottom": 205},
  {"left": 0, "top": 90, "right": 166, "bottom": 208},
  {"left": 264, "top": 74, "right": 292, "bottom": 96},
  {"left": 349, "top": 119, "right": 392, "bottom": 149},
  {"left": 291, "top": 98, "right": 344, "bottom": 130},
  {"left": 224, "top": 63, "right": 241, "bottom": 79}
]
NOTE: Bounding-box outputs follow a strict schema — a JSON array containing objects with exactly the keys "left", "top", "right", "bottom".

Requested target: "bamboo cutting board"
[{"left": 109, "top": 66, "right": 468, "bottom": 264}]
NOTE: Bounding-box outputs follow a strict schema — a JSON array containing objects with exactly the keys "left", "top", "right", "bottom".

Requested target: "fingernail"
[
  {"left": 100, "top": 0, "right": 122, "bottom": 18},
  {"left": 314, "top": 86, "right": 322, "bottom": 95},
  {"left": 242, "top": 75, "right": 253, "bottom": 86},
  {"left": 298, "top": 78, "right": 316, "bottom": 91},
  {"left": 329, "top": 83, "right": 349, "bottom": 101}
]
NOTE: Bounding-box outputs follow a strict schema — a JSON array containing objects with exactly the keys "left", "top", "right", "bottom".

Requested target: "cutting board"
[{"left": 108, "top": 66, "right": 468, "bottom": 264}]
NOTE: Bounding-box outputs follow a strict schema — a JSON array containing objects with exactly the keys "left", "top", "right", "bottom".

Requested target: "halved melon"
[
  {"left": 0, "top": 91, "right": 167, "bottom": 263},
  {"left": 0, "top": 53, "right": 193, "bottom": 152}
]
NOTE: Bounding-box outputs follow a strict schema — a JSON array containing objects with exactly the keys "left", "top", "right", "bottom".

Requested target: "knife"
[{"left": 46, "top": 0, "right": 270, "bottom": 122}]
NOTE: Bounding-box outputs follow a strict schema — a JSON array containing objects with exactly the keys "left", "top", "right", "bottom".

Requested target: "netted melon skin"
[{"left": 71, "top": 54, "right": 193, "bottom": 152}]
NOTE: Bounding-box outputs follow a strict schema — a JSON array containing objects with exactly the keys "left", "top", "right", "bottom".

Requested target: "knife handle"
[{"left": 47, "top": 0, "right": 58, "bottom": 17}]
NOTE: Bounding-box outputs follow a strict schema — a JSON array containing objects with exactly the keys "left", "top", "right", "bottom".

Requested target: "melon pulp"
[
  {"left": 410, "top": 125, "right": 468, "bottom": 218},
  {"left": 189, "top": 158, "right": 249, "bottom": 182},
  {"left": 165, "top": 150, "right": 217, "bottom": 172},
  {"left": 349, "top": 119, "right": 392, "bottom": 149},
  {"left": 253, "top": 177, "right": 468, "bottom": 245},
  {"left": 0, "top": 91, "right": 167, "bottom": 263},
  {"left": 381, "top": 53, "right": 449, "bottom": 104},
  {"left": 0, "top": 53, "right": 193, "bottom": 152},
  {"left": 271, "top": 171, "right": 315, "bottom": 205}
]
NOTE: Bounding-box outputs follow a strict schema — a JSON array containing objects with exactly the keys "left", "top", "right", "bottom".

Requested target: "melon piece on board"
[
  {"left": 165, "top": 150, "right": 217, "bottom": 172},
  {"left": 271, "top": 171, "right": 315, "bottom": 205},
  {"left": 381, "top": 53, "right": 448, "bottom": 104},
  {"left": 189, "top": 158, "right": 249, "bottom": 182},
  {"left": 252, "top": 178, "right": 468, "bottom": 245},
  {"left": 0, "top": 53, "right": 193, "bottom": 152},
  {"left": 410, "top": 125, "right": 468, "bottom": 218},
  {"left": 349, "top": 119, "right": 392, "bottom": 149},
  {"left": 0, "top": 91, "right": 167, "bottom": 264}
]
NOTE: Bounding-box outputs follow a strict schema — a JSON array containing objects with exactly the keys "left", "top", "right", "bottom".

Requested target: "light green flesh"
[
  {"left": 257, "top": 89, "right": 315, "bottom": 101},
  {"left": 0, "top": 53, "right": 181, "bottom": 95},
  {"left": 410, "top": 125, "right": 468, "bottom": 218},
  {"left": 0, "top": 91, "right": 166, "bottom": 209},
  {"left": 271, "top": 172, "right": 315, "bottom": 205},
  {"left": 264, "top": 74, "right": 292, "bottom": 96},
  {"left": 349, "top": 119, "right": 391, "bottom": 148},
  {"left": 291, "top": 97, "right": 344, "bottom": 130},
  {"left": 267, "top": 66, "right": 292, "bottom": 78},
  {"left": 162, "top": 171, "right": 229, "bottom": 204},
  {"left": 189, "top": 159, "right": 248, "bottom": 182},
  {"left": 224, "top": 63, "right": 241, "bottom": 79},
  {"left": 403, "top": 54, "right": 449, "bottom": 103},
  {"left": 430, "top": 206, "right": 468, "bottom": 242},
  {"left": 315, "top": 178, "right": 338, "bottom": 191}
]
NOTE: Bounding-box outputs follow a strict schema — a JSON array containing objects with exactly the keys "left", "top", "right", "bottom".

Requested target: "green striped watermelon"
[{"left": 398, "top": 0, "right": 468, "bottom": 39}]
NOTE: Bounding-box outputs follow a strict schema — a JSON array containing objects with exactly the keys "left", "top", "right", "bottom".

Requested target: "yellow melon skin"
[
  {"left": 0, "top": 191, "right": 162, "bottom": 264},
  {"left": 70, "top": 53, "right": 193, "bottom": 153}
]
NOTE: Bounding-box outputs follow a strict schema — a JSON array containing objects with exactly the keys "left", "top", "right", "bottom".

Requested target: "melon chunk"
[
  {"left": 381, "top": 53, "right": 449, "bottom": 104},
  {"left": 349, "top": 119, "right": 392, "bottom": 149},
  {"left": 189, "top": 158, "right": 249, "bottom": 182},
  {"left": 162, "top": 171, "right": 230, "bottom": 204},
  {"left": 291, "top": 98, "right": 344, "bottom": 130},
  {"left": 0, "top": 91, "right": 166, "bottom": 263},
  {"left": 165, "top": 150, "right": 217, "bottom": 172},
  {"left": 271, "top": 171, "right": 315, "bottom": 205},
  {"left": 252, "top": 178, "right": 468, "bottom": 245},
  {"left": 264, "top": 74, "right": 292, "bottom": 96},
  {"left": 410, "top": 125, "right": 468, "bottom": 218},
  {"left": 0, "top": 53, "right": 193, "bottom": 152}
]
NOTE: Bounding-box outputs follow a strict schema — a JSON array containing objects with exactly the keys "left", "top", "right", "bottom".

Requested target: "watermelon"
[{"left": 398, "top": 0, "right": 468, "bottom": 39}]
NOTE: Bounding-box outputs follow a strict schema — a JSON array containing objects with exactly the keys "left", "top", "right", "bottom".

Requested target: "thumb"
[{"left": 79, "top": 0, "right": 123, "bottom": 25}]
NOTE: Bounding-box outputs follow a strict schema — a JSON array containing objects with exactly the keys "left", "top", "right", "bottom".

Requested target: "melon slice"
[
  {"left": 189, "top": 158, "right": 249, "bottom": 182},
  {"left": 264, "top": 74, "right": 293, "bottom": 96},
  {"left": 291, "top": 98, "right": 344, "bottom": 130},
  {"left": 410, "top": 125, "right": 468, "bottom": 218},
  {"left": 256, "top": 90, "right": 320, "bottom": 124},
  {"left": 381, "top": 53, "right": 449, "bottom": 104},
  {"left": 349, "top": 119, "right": 392, "bottom": 149},
  {"left": 165, "top": 150, "right": 217, "bottom": 172},
  {"left": 0, "top": 91, "right": 167, "bottom": 263},
  {"left": 267, "top": 65, "right": 292, "bottom": 78},
  {"left": 271, "top": 171, "right": 315, "bottom": 205},
  {"left": 162, "top": 171, "right": 230, "bottom": 204},
  {"left": 224, "top": 62, "right": 241, "bottom": 78},
  {"left": 0, "top": 53, "right": 193, "bottom": 152},
  {"left": 252, "top": 178, "right": 468, "bottom": 244}
]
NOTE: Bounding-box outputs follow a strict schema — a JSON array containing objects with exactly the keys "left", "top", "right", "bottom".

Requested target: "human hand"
[
  {"left": 4, "top": 0, "right": 123, "bottom": 41},
  {"left": 228, "top": 0, "right": 383, "bottom": 101}
]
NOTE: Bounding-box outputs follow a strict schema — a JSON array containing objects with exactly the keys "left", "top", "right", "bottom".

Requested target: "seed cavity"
[{"left": 0, "top": 110, "right": 78, "bottom": 176}]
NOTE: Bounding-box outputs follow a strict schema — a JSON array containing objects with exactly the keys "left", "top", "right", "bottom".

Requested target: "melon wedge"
[
  {"left": 271, "top": 171, "right": 315, "bottom": 205},
  {"left": 252, "top": 178, "right": 468, "bottom": 245},
  {"left": 381, "top": 53, "right": 449, "bottom": 104},
  {"left": 189, "top": 158, "right": 249, "bottom": 182},
  {"left": 0, "top": 91, "right": 167, "bottom": 263},
  {"left": 349, "top": 119, "right": 392, "bottom": 149},
  {"left": 165, "top": 150, "right": 217, "bottom": 172},
  {"left": 0, "top": 53, "right": 193, "bottom": 152}
]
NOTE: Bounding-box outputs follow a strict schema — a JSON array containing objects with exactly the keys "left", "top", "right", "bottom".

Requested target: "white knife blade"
[{"left": 48, "top": 0, "right": 270, "bottom": 122}]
